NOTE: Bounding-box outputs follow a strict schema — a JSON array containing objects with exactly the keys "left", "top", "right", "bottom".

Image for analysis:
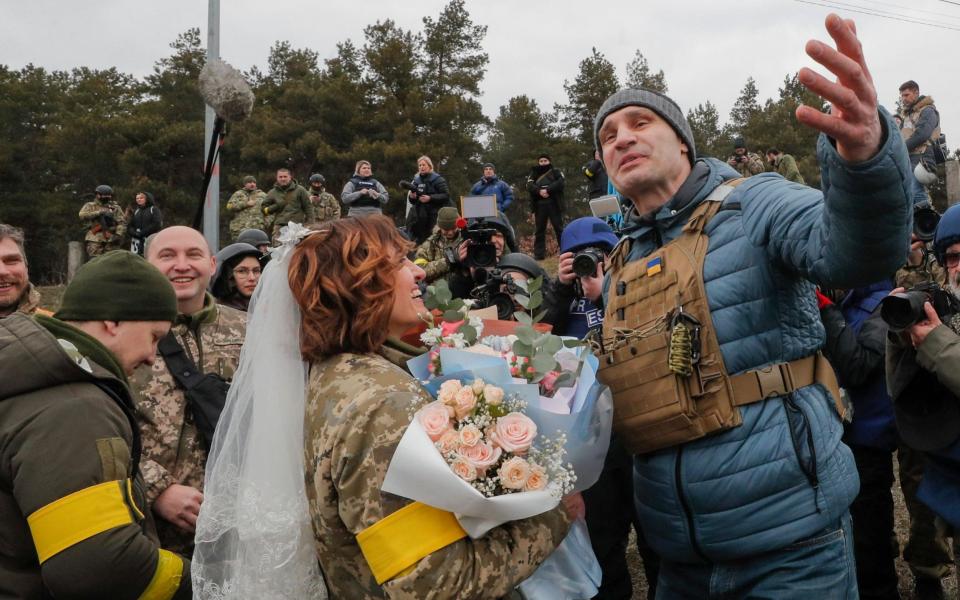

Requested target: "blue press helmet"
[
  {"left": 934, "top": 203, "right": 960, "bottom": 266},
  {"left": 560, "top": 217, "right": 619, "bottom": 254}
]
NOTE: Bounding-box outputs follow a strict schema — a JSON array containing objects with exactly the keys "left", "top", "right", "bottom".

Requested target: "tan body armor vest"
[
  {"left": 596, "top": 181, "right": 840, "bottom": 454},
  {"left": 900, "top": 97, "right": 940, "bottom": 156}
]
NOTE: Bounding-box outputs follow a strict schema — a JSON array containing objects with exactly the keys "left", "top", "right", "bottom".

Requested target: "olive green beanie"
[
  {"left": 55, "top": 250, "right": 178, "bottom": 322},
  {"left": 436, "top": 206, "right": 460, "bottom": 230}
]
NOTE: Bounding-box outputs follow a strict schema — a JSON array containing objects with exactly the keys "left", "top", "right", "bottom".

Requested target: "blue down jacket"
[{"left": 603, "top": 111, "right": 912, "bottom": 563}]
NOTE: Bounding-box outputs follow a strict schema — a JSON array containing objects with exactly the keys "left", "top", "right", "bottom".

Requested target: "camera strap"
[{"left": 157, "top": 331, "right": 228, "bottom": 450}]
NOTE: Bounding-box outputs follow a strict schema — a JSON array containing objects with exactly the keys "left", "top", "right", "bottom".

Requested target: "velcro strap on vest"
[
  {"left": 357, "top": 501, "right": 467, "bottom": 584},
  {"left": 27, "top": 480, "right": 134, "bottom": 564},
  {"left": 729, "top": 352, "right": 841, "bottom": 413},
  {"left": 139, "top": 549, "right": 185, "bottom": 600}
]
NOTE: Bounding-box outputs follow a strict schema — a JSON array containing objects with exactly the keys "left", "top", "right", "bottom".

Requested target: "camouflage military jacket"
[
  {"left": 225, "top": 188, "right": 267, "bottom": 237},
  {"left": 726, "top": 152, "right": 766, "bottom": 177},
  {"left": 895, "top": 251, "right": 945, "bottom": 288},
  {"left": 415, "top": 228, "right": 462, "bottom": 283},
  {"left": 309, "top": 190, "right": 341, "bottom": 223},
  {"left": 304, "top": 352, "right": 569, "bottom": 599},
  {"left": 79, "top": 199, "right": 127, "bottom": 242},
  {"left": 131, "top": 294, "right": 246, "bottom": 552},
  {"left": 14, "top": 284, "right": 48, "bottom": 316}
]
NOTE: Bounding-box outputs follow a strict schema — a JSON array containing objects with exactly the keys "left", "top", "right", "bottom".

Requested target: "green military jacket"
[
  {"left": 772, "top": 154, "right": 806, "bottom": 185},
  {"left": 303, "top": 352, "right": 570, "bottom": 599},
  {"left": 309, "top": 189, "right": 341, "bottom": 223},
  {"left": 263, "top": 182, "right": 315, "bottom": 239},
  {"left": 131, "top": 294, "right": 246, "bottom": 554},
  {"left": 0, "top": 314, "right": 190, "bottom": 599},
  {"left": 225, "top": 188, "right": 268, "bottom": 239},
  {"left": 415, "top": 228, "right": 462, "bottom": 283},
  {"left": 79, "top": 199, "right": 127, "bottom": 243}
]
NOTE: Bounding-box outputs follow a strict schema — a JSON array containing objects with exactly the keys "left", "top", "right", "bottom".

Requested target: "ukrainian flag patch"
[{"left": 646, "top": 257, "right": 662, "bottom": 276}]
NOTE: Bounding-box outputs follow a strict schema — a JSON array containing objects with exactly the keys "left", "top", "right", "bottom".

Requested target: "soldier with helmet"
[
  {"left": 209, "top": 243, "right": 263, "bottom": 312},
  {"left": 225, "top": 175, "right": 267, "bottom": 241},
  {"left": 79, "top": 184, "right": 127, "bottom": 258},
  {"left": 307, "top": 173, "right": 341, "bottom": 224},
  {"left": 236, "top": 228, "right": 271, "bottom": 254}
]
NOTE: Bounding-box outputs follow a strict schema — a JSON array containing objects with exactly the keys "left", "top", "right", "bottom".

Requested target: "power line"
[
  {"left": 812, "top": 0, "right": 960, "bottom": 25},
  {"left": 938, "top": 0, "right": 960, "bottom": 6},
  {"left": 861, "top": 0, "right": 960, "bottom": 20},
  {"left": 793, "top": 0, "right": 960, "bottom": 31}
]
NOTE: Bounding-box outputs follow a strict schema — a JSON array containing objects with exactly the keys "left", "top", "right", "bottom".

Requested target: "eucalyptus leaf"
[
  {"left": 514, "top": 311, "right": 533, "bottom": 326},
  {"left": 442, "top": 310, "right": 463, "bottom": 323},
  {"left": 563, "top": 338, "right": 587, "bottom": 348},
  {"left": 528, "top": 277, "right": 542, "bottom": 293},
  {"left": 542, "top": 335, "right": 563, "bottom": 355},
  {"left": 529, "top": 290, "right": 543, "bottom": 310},
  {"left": 459, "top": 324, "right": 477, "bottom": 343},
  {"left": 513, "top": 340, "right": 533, "bottom": 357},
  {"left": 448, "top": 298, "right": 465, "bottom": 311},
  {"left": 554, "top": 372, "right": 576, "bottom": 387},
  {"left": 515, "top": 326, "right": 536, "bottom": 346},
  {"left": 532, "top": 352, "right": 557, "bottom": 374},
  {"left": 534, "top": 309, "right": 548, "bottom": 323},
  {"left": 515, "top": 294, "right": 530, "bottom": 309},
  {"left": 512, "top": 277, "right": 529, "bottom": 292}
]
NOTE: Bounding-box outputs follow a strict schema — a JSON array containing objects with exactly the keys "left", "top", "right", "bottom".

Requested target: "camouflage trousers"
[{"left": 86, "top": 240, "right": 123, "bottom": 258}]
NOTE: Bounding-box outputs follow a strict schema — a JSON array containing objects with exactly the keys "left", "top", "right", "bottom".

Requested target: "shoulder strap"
[{"left": 157, "top": 332, "right": 204, "bottom": 391}]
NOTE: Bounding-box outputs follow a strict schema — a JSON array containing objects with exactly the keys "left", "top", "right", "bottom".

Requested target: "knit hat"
[
  {"left": 242, "top": 175, "right": 256, "bottom": 184},
  {"left": 436, "top": 206, "right": 460, "bottom": 230},
  {"left": 537, "top": 153, "right": 552, "bottom": 162},
  {"left": 482, "top": 162, "right": 495, "bottom": 170},
  {"left": 55, "top": 251, "right": 178, "bottom": 322},
  {"left": 593, "top": 88, "right": 696, "bottom": 167},
  {"left": 733, "top": 137, "right": 747, "bottom": 150}
]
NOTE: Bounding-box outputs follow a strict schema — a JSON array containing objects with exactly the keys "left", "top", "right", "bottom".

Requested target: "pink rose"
[
  {"left": 418, "top": 400, "right": 453, "bottom": 442},
  {"left": 483, "top": 384, "right": 504, "bottom": 406},
  {"left": 458, "top": 424, "right": 483, "bottom": 447},
  {"left": 450, "top": 456, "right": 477, "bottom": 482},
  {"left": 462, "top": 441, "right": 502, "bottom": 472},
  {"left": 540, "top": 370, "right": 560, "bottom": 394},
  {"left": 498, "top": 456, "right": 531, "bottom": 490},
  {"left": 440, "top": 319, "right": 464, "bottom": 337},
  {"left": 436, "top": 429, "right": 460, "bottom": 455},
  {"left": 524, "top": 463, "right": 549, "bottom": 491},
  {"left": 453, "top": 386, "right": 478, "bottom": 420},
  {"left": 493, "top": 412, "right": 538, "bottom": 454},
  {"left": 438, "top": 379, "right": 462, "bottom": 405}
]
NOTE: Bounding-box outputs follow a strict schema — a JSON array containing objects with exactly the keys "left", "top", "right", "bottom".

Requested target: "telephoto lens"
[
  {"left": 572, "top": 247, "right": 604, "bottom": 278},
  {"left": 880, "top": 290, "right": 930, "bottom": 331}
]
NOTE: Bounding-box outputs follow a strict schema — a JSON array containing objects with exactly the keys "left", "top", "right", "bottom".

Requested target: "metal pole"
[{"left": 203, "top": 0, "right": 221, "bottom": 250}]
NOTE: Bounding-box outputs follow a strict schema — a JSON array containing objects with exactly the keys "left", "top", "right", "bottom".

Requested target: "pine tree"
[
  {"left": 556, "top": 48, "right": 619, "bottom": 149},
  {"left": 624, "top": 50, "right": 668, "bottom": 93}
]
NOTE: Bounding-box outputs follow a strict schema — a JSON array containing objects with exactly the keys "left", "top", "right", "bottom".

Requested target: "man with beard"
[
  {"left": 525, "top": 154, "right": 565, "bottom": 260},
  {"left": 0, "top": 224, "right": 48, "bottom": 318},
  {"left": 133, "top": 226, "right": 247, "bottom": 555}
]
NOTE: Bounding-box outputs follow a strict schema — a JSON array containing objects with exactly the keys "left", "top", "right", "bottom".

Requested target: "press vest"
[{"left": 350, "top": 177, "right": 381, "bottom": 208}]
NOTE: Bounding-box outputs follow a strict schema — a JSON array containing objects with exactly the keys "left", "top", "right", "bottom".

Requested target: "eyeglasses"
[
  {"left": 944, "top": 252, "right": 960, "bottom": 269},
  {"left": 233, "top": 267, "right": 261, "bottom": 278}
]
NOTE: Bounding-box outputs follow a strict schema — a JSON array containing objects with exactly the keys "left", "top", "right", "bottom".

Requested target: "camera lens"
[
  {"left": 880, "top": 292, "right": 929, "bottom": 331},
  {"left": 469, "top": 243, "right": 498, "bottom": 269},
  {"left": 572, "top": 250, "right": 600, "bottom": 277},
  {"left": 488, "top": 293, "right": 516, "bottom": 320},
  {"left": 914, "top": 207, "right": 940, "bottom": 242}
]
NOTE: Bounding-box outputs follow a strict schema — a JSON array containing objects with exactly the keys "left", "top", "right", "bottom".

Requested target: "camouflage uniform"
[
  {"left": 131, "top": 294, "right": 246, "bottom": 554},
  {"left": 309, "top": 189, "right": 341, "bottom": 224},
  {"left": 263, "top": 182, "right": 316, "bottom": 242},
  {"left": 225, "top": 188, "right": 268, "bottom": 240},
  {"left": 726, "top": 152, "right": 765, "bottom": 177},
  {"left": 79, "top": 199, "right": 127, "bottom": 257},
  {"left": 304, "top": 352, "right": 570, "bottom": 599},
  {"left": 414, "top": 228, "right": 462, "bottom": 283},
  {"left": 12, "top": 283, "right": 50, "bottom": 317}
]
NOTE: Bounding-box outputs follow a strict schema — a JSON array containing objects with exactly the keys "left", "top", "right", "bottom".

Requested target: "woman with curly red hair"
[{"left": 290, "top": 216, "right": 570, "bottom": 598}]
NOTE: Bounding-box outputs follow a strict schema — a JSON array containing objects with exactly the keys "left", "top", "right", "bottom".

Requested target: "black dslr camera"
[
  {"left": 880, "top": 281, "right": 960, "bottom": 332},
  {"left": 572, "top": 247, "right": 605, "bottom": 278},
  {"left": 460, "top": 220, "right": 499, "bottom": 269},
  {"left": 470, "top": 268, "right": 523, "bottom": 320},
  {"left": 914, "top": 205, "right": 941, "bottom": 243},
  {"left": 399, "top": 179, "right": 426, "bottom": 197}
]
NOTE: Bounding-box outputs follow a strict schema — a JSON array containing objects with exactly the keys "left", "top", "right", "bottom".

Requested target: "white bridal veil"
[{"left": 192, "top": 224, "right": 327, "bottom": 599}]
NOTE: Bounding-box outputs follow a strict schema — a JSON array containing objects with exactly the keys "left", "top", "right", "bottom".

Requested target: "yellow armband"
[
  {"left": 413, "top": 258, "right": 429, "bottom": 267},
  {"left": 357, "top": 501, "right": 467, "bottom": 584}
]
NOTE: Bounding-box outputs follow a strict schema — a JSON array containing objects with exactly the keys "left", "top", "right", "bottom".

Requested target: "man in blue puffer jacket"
[{"left": 595, "top": 14, "right": 912, "bottom": 598}]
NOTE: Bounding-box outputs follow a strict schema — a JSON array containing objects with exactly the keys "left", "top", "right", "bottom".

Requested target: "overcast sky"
[{"left": 4, "top": 0, "right": 958, "bottom": 156}]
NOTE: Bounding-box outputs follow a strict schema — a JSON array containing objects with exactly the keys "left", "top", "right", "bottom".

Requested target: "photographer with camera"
[
  {"left": 885, "top": 204, "right": 960, "bottom": 597},
  {"left": 552, "top": 217, "right": 617, "bottom": 338},
  {"left": 446, "top": 211, "right": 516, "bottom": 300},
  {"left": 79, "top": 184, "right": 127, "bottom": 258},
  {"left": 725, "top": 137, "right": 765, "bottom": 177},
  {"left": 471, "top": 252, "right": 563, "bottom": 323},
  {"left": 403, "top": 156, "right": 451, "bottom": 244},
  {"left": 341, "top": 160, "right": 389, "bottom": 218}
]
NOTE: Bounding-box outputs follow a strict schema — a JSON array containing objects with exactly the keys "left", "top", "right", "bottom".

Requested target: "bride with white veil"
[
  {"left": 194, "top": 216, "right": 571, "bottom": 599},
  {"left": 191, "top": 222, "right": 327, "bottom": 599}
]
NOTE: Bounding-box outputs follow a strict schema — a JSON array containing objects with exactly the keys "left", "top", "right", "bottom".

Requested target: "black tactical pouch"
[{"left": 158, "top": 332, "right": 229, "bottom": 450}]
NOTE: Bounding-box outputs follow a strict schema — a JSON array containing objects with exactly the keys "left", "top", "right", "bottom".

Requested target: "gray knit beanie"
[{"left": 593, "top": 88, "right": 696, "bottom": 167}]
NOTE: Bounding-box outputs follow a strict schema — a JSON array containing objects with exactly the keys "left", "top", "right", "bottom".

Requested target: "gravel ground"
[{"left": 624, "top": 457, "right": 958, "bottom": 599}]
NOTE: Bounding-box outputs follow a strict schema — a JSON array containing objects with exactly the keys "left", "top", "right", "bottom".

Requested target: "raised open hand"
[{"left": 796, "top": 13, "right": 882, "bottom": 163}]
